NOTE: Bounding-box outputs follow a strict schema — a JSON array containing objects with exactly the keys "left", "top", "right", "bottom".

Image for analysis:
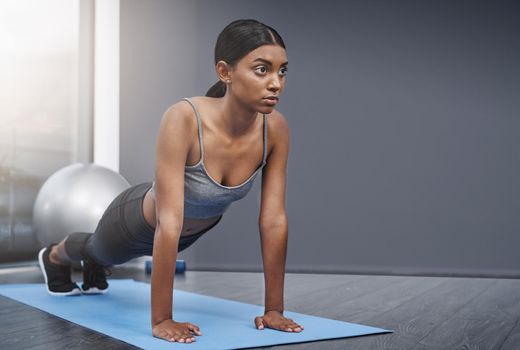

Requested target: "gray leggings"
[{"left": 63, "top": 182, "right": 222, "bottom": 267}]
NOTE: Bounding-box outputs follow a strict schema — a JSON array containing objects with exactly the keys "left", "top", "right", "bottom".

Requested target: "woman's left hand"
[{"left": 254, "top": 311, "right": 304, "bottom": 332}]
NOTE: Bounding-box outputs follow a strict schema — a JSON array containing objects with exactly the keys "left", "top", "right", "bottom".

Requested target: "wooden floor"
[{"left": 0, "top": 263, "right": 519, "bottom": 350}]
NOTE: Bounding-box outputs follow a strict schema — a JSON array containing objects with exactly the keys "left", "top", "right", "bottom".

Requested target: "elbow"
[
  {"left": 156, "top": 214, "right": 183, "bottom": 235},
  {"left": 259, "top": 215, "right": 288, "bottom": 232}
]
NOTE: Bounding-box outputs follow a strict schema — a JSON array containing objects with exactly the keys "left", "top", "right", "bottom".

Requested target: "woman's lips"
[{"left": 263, "top": 97, "right": 278, "bottom": 105}]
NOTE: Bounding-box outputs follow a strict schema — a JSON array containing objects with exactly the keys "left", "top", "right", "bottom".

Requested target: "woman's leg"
[
  {"left": 48, "top": 238, "right": 72, "bottom": 265},
  {"left": 39, "top": 182, "right": 155, "bottom": 295}
]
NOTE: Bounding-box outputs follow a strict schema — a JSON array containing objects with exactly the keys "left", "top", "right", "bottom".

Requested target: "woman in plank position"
[{"left": 38, "top": 19, "right": 303, "bottom": 343}]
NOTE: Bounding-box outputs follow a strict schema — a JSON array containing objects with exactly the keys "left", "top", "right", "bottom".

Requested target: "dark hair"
[{"left": 205, "top": 19, "right": 286, "bottom": 98}]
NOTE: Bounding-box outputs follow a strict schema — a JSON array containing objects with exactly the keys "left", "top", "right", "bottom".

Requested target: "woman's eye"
[{"left": 254, "top": 66, "right": 288, "bottom": 76}]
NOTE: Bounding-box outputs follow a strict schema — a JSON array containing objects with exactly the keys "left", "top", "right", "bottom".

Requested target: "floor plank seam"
[
  {"left": 357, "top": 278, "right": 452, "bottom": 348},
  {"left": 497, "top": 317, "right": 520, "bottom": 350},
  {"left": 340, "top": 276, "right": 407, "bottom": 304},
  {"left": 362, "top": 279, "right": 455, "bottom": 350},
  {"left": 409, "top": 279, "right": 497, "bottom": 349},
  {"left": 370, "top": 278, "right": 452, "bottom": 320}
]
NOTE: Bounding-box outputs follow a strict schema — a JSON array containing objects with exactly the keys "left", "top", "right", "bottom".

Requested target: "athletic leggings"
[{"left": 63, "top": 182, "right": 222, "bottom": 267}]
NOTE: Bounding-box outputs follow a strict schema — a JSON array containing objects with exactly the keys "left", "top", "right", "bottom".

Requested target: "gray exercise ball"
[{"left": 33, "top": 163, "right": 130, "bottom": 247}]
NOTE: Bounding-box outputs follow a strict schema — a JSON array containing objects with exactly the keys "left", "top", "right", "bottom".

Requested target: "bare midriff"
[{"left": 142, "top": 188, "right": 221, "bottom": 237}]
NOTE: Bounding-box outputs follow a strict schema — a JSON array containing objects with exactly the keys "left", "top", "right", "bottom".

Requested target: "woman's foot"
[
  {"left": 38, "top": 245, "right": 81, "bottom": 296},
  {"left": 81, "top": 260, "right": 110, "bottom": 294}
]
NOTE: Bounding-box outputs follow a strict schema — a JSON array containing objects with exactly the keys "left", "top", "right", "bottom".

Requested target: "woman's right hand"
[{"left": 152, "top": 319, "right": 201, "bottom": 343}]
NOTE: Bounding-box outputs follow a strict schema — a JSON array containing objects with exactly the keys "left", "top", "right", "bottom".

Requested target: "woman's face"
[{"left": 227, "top": 44, "right": 288, "bottom": 114}]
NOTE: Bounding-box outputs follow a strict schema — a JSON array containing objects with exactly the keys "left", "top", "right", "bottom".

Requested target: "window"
[{"left": 0, "top": 0, "right": 92, "bottom": 261}]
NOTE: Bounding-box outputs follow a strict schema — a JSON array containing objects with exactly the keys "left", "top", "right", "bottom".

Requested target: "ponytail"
[{"left": 205, "top": 80, "right": 226, "bottom": 98}]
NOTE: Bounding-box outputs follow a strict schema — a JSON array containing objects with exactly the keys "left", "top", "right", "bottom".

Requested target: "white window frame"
[{"left": 93, "top": 0, "right": 120, "bottom": 172}]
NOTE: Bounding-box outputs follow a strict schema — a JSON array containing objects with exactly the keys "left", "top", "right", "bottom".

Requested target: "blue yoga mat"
[{"left": 0, "top": 279, "right": 392, "bottom": 349}]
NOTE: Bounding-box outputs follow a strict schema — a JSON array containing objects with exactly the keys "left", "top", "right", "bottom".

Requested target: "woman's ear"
[{"left": 216, "top": 60, "right": 233, "bottom": 84}]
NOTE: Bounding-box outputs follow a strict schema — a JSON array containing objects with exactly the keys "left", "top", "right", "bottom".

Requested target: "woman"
[{"left": 38, "top": 19, "right": 303, "bottom": 343}]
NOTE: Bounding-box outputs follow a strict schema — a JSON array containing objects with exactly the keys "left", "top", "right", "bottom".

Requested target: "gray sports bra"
[{"left": 150, "top": 97, "right": 268, "bottom": 219}]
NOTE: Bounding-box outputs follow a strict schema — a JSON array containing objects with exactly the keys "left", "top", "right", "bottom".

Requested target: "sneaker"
[
  {"left": 81, "top": 260, "right": 111, "bottom": 294},
  {"left": 38, "top": 245, "right": 81, "bottom": 296}
]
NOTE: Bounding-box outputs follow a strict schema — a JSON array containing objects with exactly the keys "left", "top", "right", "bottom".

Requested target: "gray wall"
[{"left": 120, "top": 0, "right": 520, "bottom": 277}]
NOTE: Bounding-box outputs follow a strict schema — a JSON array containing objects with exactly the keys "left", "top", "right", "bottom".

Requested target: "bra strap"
[
  {"left": 262, "top": 114, "right": 268, "bottom": 165},
  {"left": 182, "top": 97, "right": 204, "bottom": 162}
]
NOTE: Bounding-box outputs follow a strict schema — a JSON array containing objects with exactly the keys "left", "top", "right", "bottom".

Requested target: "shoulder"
[
  {"left": 155, "top": 100, "right": 198, "bottom": 156},
  {"left": 265, "top": 109, "right": 289, "bottom": 159},
  {"left": 160, "top": 98, "right": 198, "bottom": 132},
  {"left": 267, "top": 109, "right": 288, "bottom": 130},
  {"left": 267, "top": 109, "right": 289, "bottom": 142}
]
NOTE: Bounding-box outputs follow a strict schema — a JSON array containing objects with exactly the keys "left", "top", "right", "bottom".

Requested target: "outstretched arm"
[
  {"left": 151, "top": 101, "right": 202, "bottom": 343},
  {"left": 256, "top": 110, "right": 303, "bottom": 333}
]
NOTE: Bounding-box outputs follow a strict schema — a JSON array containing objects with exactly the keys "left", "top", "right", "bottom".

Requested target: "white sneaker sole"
[
  {"left": 38, "top": 247, "right": 81, "bottom": 296},
  {"left": 81, "top": 287, "right": 108, "bottom": 295}
]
